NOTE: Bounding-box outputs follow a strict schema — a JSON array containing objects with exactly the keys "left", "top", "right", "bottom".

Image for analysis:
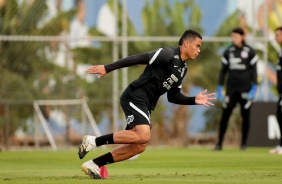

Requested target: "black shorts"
[
  {"left": 223, "top": 91, "right": 250, "bottom": 109},
  {"left": 120, "top": 99, "right": 151, "bottom": 130}
]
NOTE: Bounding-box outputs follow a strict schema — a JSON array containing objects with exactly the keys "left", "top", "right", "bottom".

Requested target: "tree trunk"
[{"left": 171, "top": 105, "right": 188, "bottom": 146}]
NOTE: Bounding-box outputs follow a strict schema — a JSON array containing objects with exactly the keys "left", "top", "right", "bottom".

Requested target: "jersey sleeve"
[
  {"left": 277, "top": 61, "right": 282, "bottom": 94},
  {"left": 147, "top": 47, "right": 174, "bottom": 65},
  {"left": 249, "top": 48, "right": 258, "bottom": 85},
  {"left": 104, "top": 52, "right": 149, "bottom": 73},
  {"left": 218, "top": 49, "right": 229, "bottom": 85},
  {"left": 167, "top": 87, "right": 196, "bottom": 105},
  {"left": 221, "top": 50, "right": 229, "bottom": 66}
]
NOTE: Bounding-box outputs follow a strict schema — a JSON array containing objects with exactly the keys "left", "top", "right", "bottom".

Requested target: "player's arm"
[
  {"left": 246, "top": 51, "right": 259, "bottom": 100},
  {"left": 87, "top": 47, "right": 173, "bottom": 78},
  {"left": 249, "top": 52, "right": 259, "bottom": 85},
  {"left": 104, "top": 53, "right": 149, "bottom": 73},
  {"left": 167, "top": 87, "right": 216, "bottom": 107},
  {"left": 218, "top": 55, "right": 229, "bottom": 86},
  {"left": 87, "top": 53, "right": 149, "bottom": 78},
  {"left": 104, "top": 47, "right": 173, "bottom": 72},
  {"left": 216, "top": 52, "right": 229, "bottom": 101},
  {"left": 167, "top": 87, "right": 196, "bottom": 105},
  {"left": 278, "top": 62, "right": 282, "bottom": 94}
]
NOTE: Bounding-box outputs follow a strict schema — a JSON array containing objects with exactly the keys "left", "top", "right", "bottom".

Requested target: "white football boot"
[
  {"left": 78, "top": 135, "right": 96, "bottom": 159},
  {"left": 81, "top": 160, "right": 101, "bottom": 179},
  {"left": 269, "top": 146, "right": 282, "bottom": 154}
]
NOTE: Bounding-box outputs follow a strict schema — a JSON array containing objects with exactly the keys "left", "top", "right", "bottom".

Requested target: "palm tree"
[{"left": 0, "top": 0, "right": 77, "bottom": 144}]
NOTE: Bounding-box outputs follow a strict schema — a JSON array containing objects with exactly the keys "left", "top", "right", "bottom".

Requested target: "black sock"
[
  {"left": 93, "top": 152, "right": 114, "bottom": 167},
  {"left": 95, "top": 133, "right": 114, "bottom": 147}
]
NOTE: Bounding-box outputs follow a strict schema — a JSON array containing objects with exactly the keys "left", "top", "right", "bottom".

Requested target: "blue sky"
[{"left": 81, "top": 0, "right": 234, "bottom": 36}]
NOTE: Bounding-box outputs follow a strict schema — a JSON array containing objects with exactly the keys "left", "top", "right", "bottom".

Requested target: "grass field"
[{"left": 0, "top": 147, "right": 282, "bottom": 184}]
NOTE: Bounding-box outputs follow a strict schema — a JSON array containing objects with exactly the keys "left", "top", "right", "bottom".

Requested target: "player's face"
[
  {"left": 231, "top": 33, "right": 244, "bottom": 47},
  {"left": 275, "top": 30, "right": 282, "bottom": 45},
  {"left": 186, "top": 37, "right": 202, "bottom": 60}
]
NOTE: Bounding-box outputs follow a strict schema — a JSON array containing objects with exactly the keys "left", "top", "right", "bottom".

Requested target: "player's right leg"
[
  {"left": 81, "top": 143, "right": 147, "bottom": 179},
  {"left": 239, "top": 95, "right": 251, "bottom": 150}
]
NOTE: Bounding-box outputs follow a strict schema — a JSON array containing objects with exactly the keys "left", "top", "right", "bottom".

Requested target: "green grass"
[{"left": 0, "top": 147, "right": 282, "bottom": 184}]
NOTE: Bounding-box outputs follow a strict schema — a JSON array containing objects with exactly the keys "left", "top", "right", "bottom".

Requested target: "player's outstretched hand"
[
  {"left": 87, "top": 65, "right": 107, "bottom": 78},
  {"left": 195, "top": 89, "right": 216, "bottom": 107}
]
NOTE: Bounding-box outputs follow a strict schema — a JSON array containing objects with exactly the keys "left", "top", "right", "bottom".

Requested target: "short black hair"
[
  {"left": 178, "top": 30, "right": 202, "bottom": 46},
  {"left": 275, "top": 26, "right": 282, "bottom": 32},
  {"left": 232, "top": 27, "right": 245, "bottom": 35}
]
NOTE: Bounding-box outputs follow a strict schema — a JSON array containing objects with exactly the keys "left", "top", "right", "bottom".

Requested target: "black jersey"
[
  {"left": 218, "top": 44, "right": 258, "bottom": 92},
  {"left": 121, "top": 47, "right": 188, "bottom": 110},
  {"left": 277, "top": 51, "right": 282, "bottom": 94},
  {"left": 104, "top": 47, "right": 195, "bottom": 111}
]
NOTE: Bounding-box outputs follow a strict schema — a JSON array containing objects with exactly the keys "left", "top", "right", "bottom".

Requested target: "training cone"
[{"left": 100, "top": 165, "right": 109, "bottom": 179}]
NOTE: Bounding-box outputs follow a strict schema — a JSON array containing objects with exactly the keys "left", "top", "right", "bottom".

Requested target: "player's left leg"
[
  {"left": 111, "top": 143, "right": 147, "bottom": 162},
  {"left": 269, "top": 96, "right": 282, "bottom": 154},
  {"left": 214, "top": 92, "right": 237, "bottom": 150},
  {"left": 239, "top": 95, "right": 251, "bottom": 150},
  {"left": 277, "top": 96, "right": 282, "bottom": 147},
  {"left": 81, "top": 143, "right": 147, "bottom": 179},
  {"left": 276, "top": 96, "right": 282, "bottom": 154}
]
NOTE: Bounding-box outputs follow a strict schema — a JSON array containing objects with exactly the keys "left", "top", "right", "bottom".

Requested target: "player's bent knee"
[
  {"left": 133, "top": 125, "right": 151, "bottom": 144},
  {"left": 138, "top": 133, "right": 150, "bottom": 144},
  {"left": 134, "top": 143, "right": 147, "bottom": 154}
]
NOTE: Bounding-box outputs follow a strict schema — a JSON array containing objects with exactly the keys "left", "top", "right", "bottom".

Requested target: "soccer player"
[
  {"left": 79, "top": 30, "right": 216, "bottom": 179},
  {"left": 214, "top": 27, "right": 258, "bottom": 151},
  {"left": 269, "top": 27, "right": 282, "bottom": 154}
]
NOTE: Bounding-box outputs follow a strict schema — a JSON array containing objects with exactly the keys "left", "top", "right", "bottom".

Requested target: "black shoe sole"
[
  {"left": 81, "top": 166, "right": 101, "bottom": 179},
  {"left": 87, "top": 168, "right": 101, "bottom": 179},
  {"left": 78, "top": 147, "right": 88, "bottom": 159}
]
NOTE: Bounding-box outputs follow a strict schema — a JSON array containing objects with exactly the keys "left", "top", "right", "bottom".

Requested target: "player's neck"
[
  {"left": 179, "top": 46, "right": 189, "bottom": 61},
  {"left": 233, "top": 42, "right": 243, "bottom": 48}
]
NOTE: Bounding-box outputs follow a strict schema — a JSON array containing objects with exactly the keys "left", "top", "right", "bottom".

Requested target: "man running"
[{"left": 79, "top": 30, "right": 216, "bottom": 179}]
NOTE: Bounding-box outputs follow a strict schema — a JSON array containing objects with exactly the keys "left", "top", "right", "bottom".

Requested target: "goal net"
[{"left": 33, "top": 98, "right": 101, "bottom": 150}]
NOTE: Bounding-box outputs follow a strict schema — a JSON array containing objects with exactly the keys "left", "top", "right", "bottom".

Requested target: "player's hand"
[
  {"left": 87, "top": 65, "right": 107, "bottom": 78},
  {"left": 247, "top": 84, "right": 257, "bottom": 100},
  {"left": 216, "top": 85, "right": 224, "bottom": 102},
  {"left": 195, "top": 89, "right": 216, "bottom": 107}
]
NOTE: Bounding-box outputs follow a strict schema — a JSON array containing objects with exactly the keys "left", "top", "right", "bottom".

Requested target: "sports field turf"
[{"left": 0, "top": 147, "right": 282, "bottom": 184}]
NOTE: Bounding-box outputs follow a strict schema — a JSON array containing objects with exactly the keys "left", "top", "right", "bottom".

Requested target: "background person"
[
  {"left": 214, "top": 27, "right": 258, "bottom": 151},
  {"left": 269, "top": 26, "right": 282, "bottom": 154}
]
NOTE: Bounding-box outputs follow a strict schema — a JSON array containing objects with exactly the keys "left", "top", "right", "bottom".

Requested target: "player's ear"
[{"left": 185, "top": 40, "right": 189, "bottom": 47}]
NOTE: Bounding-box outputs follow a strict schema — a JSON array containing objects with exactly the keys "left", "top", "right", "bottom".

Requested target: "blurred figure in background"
[
  {"left": 214, "top": 27, "right": 258, "bottom": 151},
  {"left": 69, "top": 0, "right": 91, "bottom": 49},
  {"left": 269, "top": 27, "right": 282, "bottom": 154}
]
